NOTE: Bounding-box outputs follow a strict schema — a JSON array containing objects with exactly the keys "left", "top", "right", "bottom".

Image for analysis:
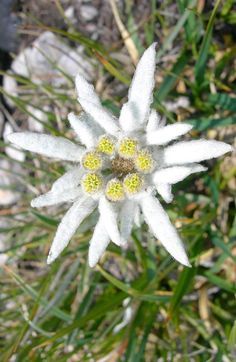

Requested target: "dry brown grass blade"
[
  {"left": 198, "top": 285, "right": 211, "bottom": 332},
  {"left": 109, "top": 0, "right": 139, "bottom": 65}
]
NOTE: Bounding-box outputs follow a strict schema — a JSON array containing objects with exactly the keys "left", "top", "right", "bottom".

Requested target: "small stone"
[
  {"left": 0, "top": 159, "right": 23, "bottom": 205},
  {"left": 3, "top": 123, "right": 25, "bottom": 162},
  {"left": 27, "top": 106, "right": 49, "bottom": 133},
  {"left": 80, "top": 5, "right": 98, "bottom": 21},
  {"left": 3, "top": 31, "right": 96, "bottom": 107}
]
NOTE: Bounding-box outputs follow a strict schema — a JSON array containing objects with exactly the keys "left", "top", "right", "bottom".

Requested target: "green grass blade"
[{"left": 195, "top": 0, "right": 222, "bottom": 85}]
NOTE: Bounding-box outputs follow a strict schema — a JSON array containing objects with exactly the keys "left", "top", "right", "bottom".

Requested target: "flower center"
[
  {"left": 111, "top": 155, "right": 135, "bottom": 176},
  {"left": 81, "top": 136, "right": 154, "bottom": 201}
]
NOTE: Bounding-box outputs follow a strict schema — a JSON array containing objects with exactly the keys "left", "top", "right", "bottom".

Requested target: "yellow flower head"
[
  {"left": 82, "top": 173, "right": 103, "bottom": 194},
  {"left": 118, "top": 137, "right": 137, "bottom": 159},
  {"left": 135, "top": 149, "right": 154, "bottom": 173},
  {"left": 97, "top": 135, "right": 115, "bottom": 155},
  {"left": 82, "top": 151, "right": 102, "bottom": 171},
  {"left": 105, "top": 178, "right": 125, "bottom": 202},
  {"left": 123, "top": 173, "right": 144, "bottom": 195}
]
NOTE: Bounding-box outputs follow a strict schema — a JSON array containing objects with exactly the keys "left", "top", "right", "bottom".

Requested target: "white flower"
[{"left": 7, "top": 43, "right": 232, "bottom": 268}]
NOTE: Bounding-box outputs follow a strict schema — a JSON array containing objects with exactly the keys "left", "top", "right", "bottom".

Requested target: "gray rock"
[
  {"left": 0, "top": 0, "right": 19, "bottom": 52},
  {"left": 80, "top": 5, "right": 98, "bottom": 21},
  {"left": 0, "top": 159, "right": 23, "bottom": 206}
]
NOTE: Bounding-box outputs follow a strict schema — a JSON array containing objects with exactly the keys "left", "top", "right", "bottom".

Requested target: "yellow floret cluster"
[
  {"left": 123, "top": 173, "right": 144, "bottom": 195},
  {"left": 82, "top": 151, "right": 102, "bottom": 171},
  {"left": 135, "top": 149, "right": 154, "bottom": 173},
  {"left": 97, "top": 135, "right": 115, "bottom": 155},
  {"left": 82, "top": 173, "right": 103, "bottom": 194},
  {"left": 118, "top": 137, "right": 138, "bottom": 159},
  {"left": 105, "top": 179, "right": 124, "bottom": 202}
]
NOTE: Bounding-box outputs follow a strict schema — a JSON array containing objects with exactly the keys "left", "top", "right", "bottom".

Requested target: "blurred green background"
[{"left": 0, "top": 0, "right": 235, "bottom": 360}]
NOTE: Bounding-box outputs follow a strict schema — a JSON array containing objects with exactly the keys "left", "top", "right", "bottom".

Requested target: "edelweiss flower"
[{"left": 8, "top": 44, "right": 232, "bottom": 268}]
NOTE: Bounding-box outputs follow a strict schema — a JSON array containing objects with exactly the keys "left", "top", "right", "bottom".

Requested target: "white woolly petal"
[
  {"left": 51, "top": 166, "right": 84, "bottom": 192},
  {"left": 118, "top": 103, "right": 138, "bottom": 134},
  {"left": 99, "top": 196, "right": 121, "bottom": 246},
  {"left": 7, "top": 132, "right": 84, "bottom": 161},
  {"left": 146, "top": 123, "right": 192, "bottom": 146},
  {"left": 88, "top": 218, "right": 110, "bottom": 267},
  {"left": 68, "top": 112, "right": 97, "bottom": 148},
  {"left": 155, "top": 184, "right": 173, "bottom": 203},
  {"left": 76, "top": 74, "right": 119, "bottom": 136},
  {"left": 159, "top": 117, "right": 166, "bottom": 128},
  {"left": 153, "top": 164, "right": 207, "bottom": 185},
  {"left": 85, "top": 114, "right": 104, "bottom": 137},
  {"left": 120, "top": 201, "right": 136, "bottom": 244},
  {"left": 31, "top": 187, "right": 82, "bottom": 208},
  {"left": 119, "top": 43, "right": 157, "bottom": 132},
  {"left": 140, "top": 195, "right": 190, "bottom": 266},
  {"left": 79, "top": 99, "right": 119, "bottom": 136},
  {"left": 164, "top": 140, "right": 233, "bottom": 165},
  {"left": 146, "top": 109, "right": 161, "bottom": 132},
  {"left": 134, "top": 204, "right": 141, "bottom": 227},
  {"left": 76, "top": 72, "right": 101, "bottom": 106},
  {"left": 47, "top": 196, "right": 97, "bottom": 264}
]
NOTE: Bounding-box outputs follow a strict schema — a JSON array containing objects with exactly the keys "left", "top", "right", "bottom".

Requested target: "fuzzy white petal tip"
[
  {"left": 75, "top": 73, "right": 100, "bottom": 105},
  {"left": 155, "top": 184, "right": 173, "bottom": 203},
  {"left": 146, "top": 123, "right": 193, "bottom": 146},
  {"left": 30, "top": 199, "right": 37, "bottom": 208},
  {"left": 75, "top": 74, "right": 119, "bottom": 136},
  {"left": 6, "top": 132, "right": 84, "bottom": 161},
  {"left": 47, "top": 197, "right": 96, "bottom": 264},
  {"left": 224, "top": 144, "right": 234, "bottom": 153},
  {"left": 47, "top": 252, "right": 56, "bottom": 265},
  {"left": 30, "top": 188, "right": 82, "bottom": 208},
  {"left": 88, "top": 252, "right": 97, "bottom": 268},
  {"left": 183, "top": 259, "right": 192, "bottom": 268},
  {"left": 99, "top": 196, "right": 122, "bottom": 246},
  {"left": 140, "top": 195, "right": 191, "bottom": 267},
  {"left": 153, "top": 164, "right": 208, "bottom": 186},
  {"left": 164, "top": 140, "right": 233, "bottom": 165},
  {"left": 146, "top": 109, "right": 162, "bottom": 132},
  {"left": 119, "top": 42, "right": 157, "bottom": 132}
]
